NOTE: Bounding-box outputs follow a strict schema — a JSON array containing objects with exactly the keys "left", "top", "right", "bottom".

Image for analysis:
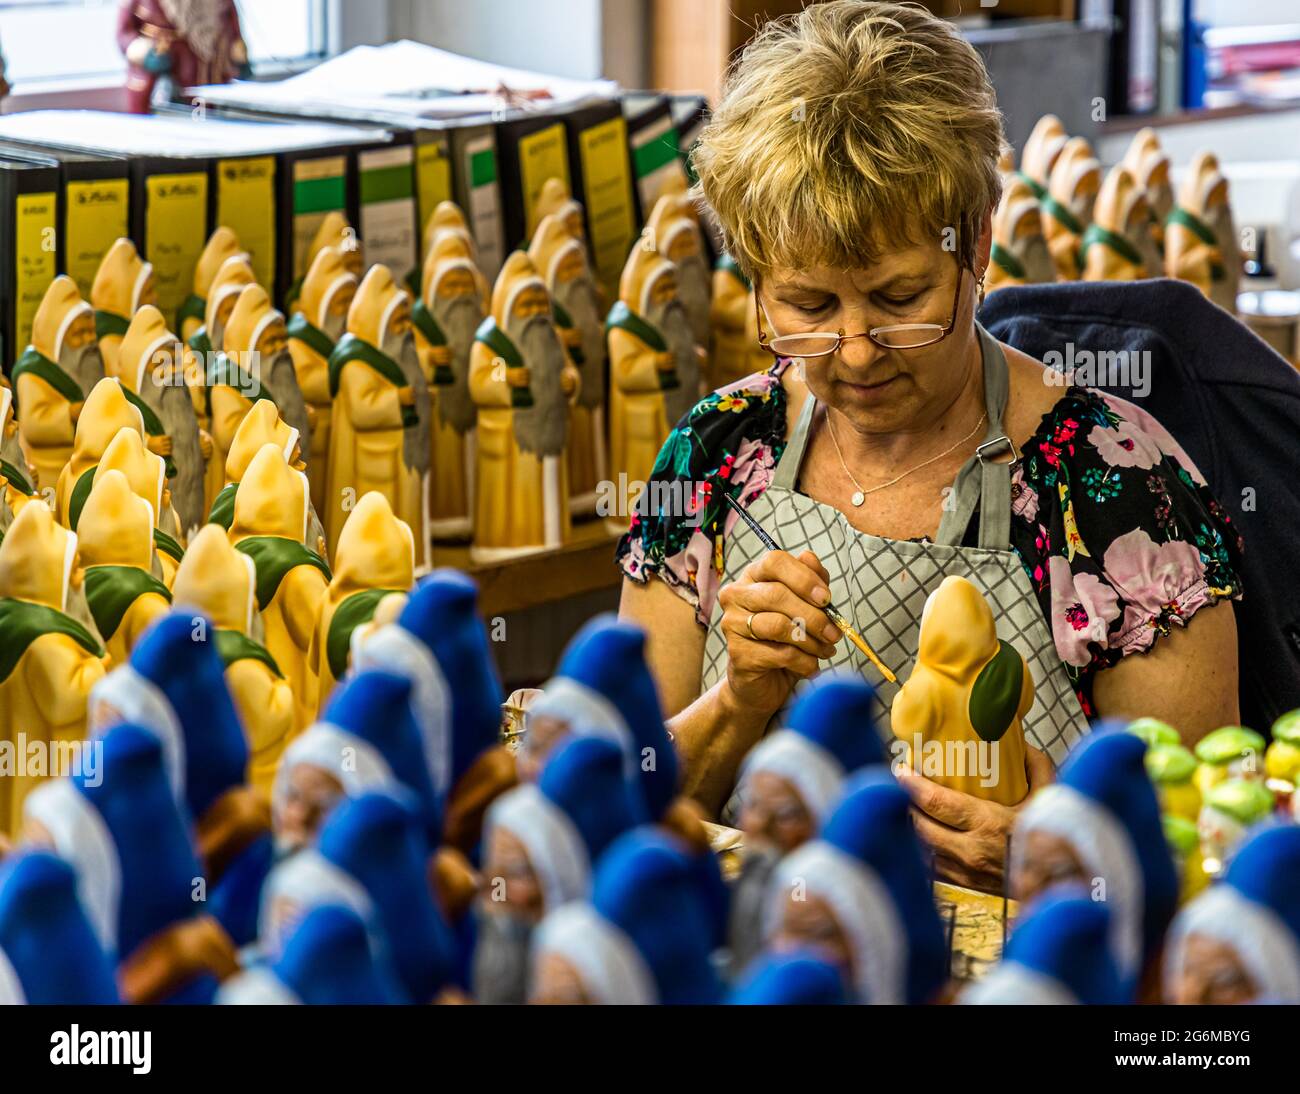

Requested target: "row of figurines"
[
  {"left": 988, "top": 118, "right": 1241, "bottom": 314},
  {"left": 4, "top": 174, "right": 762, "bottom": 570}
]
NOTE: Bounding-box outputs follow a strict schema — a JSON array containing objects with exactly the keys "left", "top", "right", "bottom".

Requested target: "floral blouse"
[{"left": 616, "top": 358, "right": 1245, "bottom": 716}]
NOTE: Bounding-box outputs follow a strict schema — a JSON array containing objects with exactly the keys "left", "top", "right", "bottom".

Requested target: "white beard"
[
  {"left": 1019, "top": 234, "right": 1057, "bottom": 285},
  {"left": 554, "top": 274, "right": 606, "bottom": 410},
  {"left": 430, "top": 293, "right": 482, "bottom": 435},
  {"left": 508, "top": 314, "right": 568, "bottom": 458},
  {"left": 142, "top": 375, "right": 206, "bottom": 536},
  {"left": 648, "top": 297, "right": 700, "bottom": 426},
  {"left": 385, "top": 331, "right": 431, "bottom": 476},
  {"left": 60, "top": 344, "right": 105, "bottom": 396},
  {"left": 159, "top": 0, "right": 224, "bottom": 63},
  {"left": 321, "top": 309, "right": 347, "bottom": 344},
  {"left": 674, "top": 254, "right": 713, "bottom": 347},
  {"left": 259, "top": 349, "right": 311, "bottom": 459}
]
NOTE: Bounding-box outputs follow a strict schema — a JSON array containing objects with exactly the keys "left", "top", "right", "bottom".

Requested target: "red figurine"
[{"left": 117, "top": 0, "right": 247, "bottom": 114}]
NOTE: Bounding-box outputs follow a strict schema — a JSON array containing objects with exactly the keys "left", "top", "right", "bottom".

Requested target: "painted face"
[
  {"left": 481, "top": 825, "right": 544, "bottom": 922},
  {"left": 774, "top": 889, "right": 853, "bottom": 974},
  {"left": 257, "top": 321, "right": 289, "bottom": 360},
  {"left": 435, "top": 267, "right": 477, "bottom": 301},
  {"left": 1013, "top": 829, "right": 1089, "bottom": 903},
  {"left": 275, "top": 764, "right": 344, "bottom": 852},
  {"left": 518, "top": 712, "right": 571, "bottom": 782},
  {"left": 510, "top": 284, "right": 551, "bottom": 323},
  {"left": 137, "top": 273, "right": 158, "bottom": 309},
  {"left": 648, "top": 271, "right": 678, "bottom": 310},
  {"left": 1170, "top": 933, "right": 1258, "bottom": 1005},
  {"left": 529, "top": 951, "right": 591, "bottom": 1004},
  {"left": 65, "top": 311, "right": 97, "bottom": 351},
  {"left": 739, "top": 769, "right": 815, "bottom": 855},
  {"left": 550, "top": 248, "right": 585, "bottom": 287}
]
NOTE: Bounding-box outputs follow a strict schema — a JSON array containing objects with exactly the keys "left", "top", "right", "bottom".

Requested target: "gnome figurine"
[
  {"left": 530, "top": 212, "right": 607, "bottom": 518},
  {"left": 1166, "top": 150, "right": 1240, "bottom": 314},
  {"left": 324, "top": 264, "right": 431, "bottom": 566},
  {"left": 892, "top": 575, "right": 1032, "bottom": 806},
  {"left": 0, "top": 385, "right": 37, "bottom": 537},
  {"left": 285, "top": 212, "right": 362, "bottom": 315},
  {"left": 190, "top": 253, "right": 257, "bottom": 362},
  {"left": 1017, "top": 115, "right": 1069, "bottom": 203},
  {"left": 1122, "top": 128, "right": 1174, "bottom": 255},
  {"left": 179, "top": 226, "right": 246, "bottom": 345},
  {"left": 0, "top": 502, "right": 107, "bottom": 835},
  {"left": 648, "top": 193, "right": 712, "bottom": 352},
  {"left": 417, "top": 221, "right": 485, "bottom": 539},
  {"left": 1082, "top": 165, "right": 1160, "bottom": 282},
  {"left": 1042, "top": 137, "right": 1101, "bottom": 281},
  {"left": 12, "top": 276, "right": 103, "bottom": 493},
  {"left": 532, "top": 177, "right": 587, "bottom": 250},
  {"left": 207, "top": 398, "right": 309, "bottom": 527},
  {"left": 987, "top": 175, "right": 1056, "bottom": 294},
  {"left": 710, "top": 253, "right": 770, "bottom": 389},
  {"left": 287, "top": 245, "right": 357, "bottom": 516},
  {"left": 54, "top": 377, "right": 145, "bottom": 527},
  {"left": 468, "top": 251, "right": 579, "bottom": 561},
  {"left": 90, "top": 237, "right": 155, "bottom": 376}
]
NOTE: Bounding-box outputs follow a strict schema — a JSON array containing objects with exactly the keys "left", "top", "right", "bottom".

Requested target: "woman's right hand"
[{"left": 717, "top": 548, "right": 841, "bottom": 718}]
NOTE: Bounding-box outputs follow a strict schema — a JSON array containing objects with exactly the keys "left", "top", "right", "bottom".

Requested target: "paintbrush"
[{"left": 722, "top": 492, "right": 896, "bottom": 683}]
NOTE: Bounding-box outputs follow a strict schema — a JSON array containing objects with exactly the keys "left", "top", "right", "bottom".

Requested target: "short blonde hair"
[{"left": 692, "top": 1, "right": 1004, "bottom": 277}]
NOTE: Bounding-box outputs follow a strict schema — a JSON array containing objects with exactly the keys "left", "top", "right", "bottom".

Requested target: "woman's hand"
[
  {"left": 899, "top": 743, "right": 1055, "bottom": 892},
  {"left": 716, "top": 548, "right": 841, "bottom": 719}
]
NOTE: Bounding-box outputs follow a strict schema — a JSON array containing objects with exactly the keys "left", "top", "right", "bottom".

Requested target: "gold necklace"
[{"left": 825, "top": 406, "right": 988, "bottom": 507}]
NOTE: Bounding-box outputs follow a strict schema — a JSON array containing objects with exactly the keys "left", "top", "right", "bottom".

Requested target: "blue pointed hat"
[
  {"left": 0, "top": 851, "right": 119, "bottom": 1004},
  {"left": 591, "top": 827, "right": 722, "bottom": 1005},
  {"left": 539, "top": 735, "right": 646, "bottom": 863},
  {"left": 73, "top": 723, "right": 206, "bottom": 959},
  {"left": 1223, "top": 824, "right": 1300, "bottom": 944},
  {"left": 730, "top": 949, "right": 849, "bottom": 1005},
  {"left": 556, "top": 614, "right": 678, "bottom": 819},
  {"left": 395, "top": 570, "right": 503, "bottom": 789},
  {"left": 273, "top": 904, "right": 398, "bottom": 1005},
  {"left": 318, "top": 789, "right": 458, "bottom": 1003},
  {"left": 324, "top": 670, "right": 442, "bottom": 843}
]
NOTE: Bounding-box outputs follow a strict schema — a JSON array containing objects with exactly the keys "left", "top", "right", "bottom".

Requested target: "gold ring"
[{"left": 746, "top": 612, "right": 759, "bottom": 640}]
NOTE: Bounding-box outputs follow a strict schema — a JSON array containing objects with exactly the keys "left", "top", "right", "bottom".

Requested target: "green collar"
[
  {"left": 1014, "top": 170, "right": 1049, "bottom": 203},
  {"left": 605, "top": 300, "right": 667, "bottom": 352},
  {"left": 11, "top": 346, "right": 83, "bottom": 404},
  {"left": 176, "top": 293, "right": 207, "bottom": 330},
  {"left": 0, "top": 597, "right": 103, "bottom": 683},
  {"left": 1079, "top": 223, "right": 1144, "bottom": 269},
  {"left": 0, "top": 460, "right": 33, "bottom": 496},
  {"left": 94, "top": 309, "right": 131, "bottom": 342},
  {"left": 154, "top": 527, "right": 184, "bottom": 563},
  {"left": 234, "top": 535, "right": 331, "bottom": 610},
  {"left": 84, "top": 564, "right": 171, "bottom": 640},
  {"left": 473, "top": 318, "right": 532, "bottom": 409},
  {"left": 327, "top": 334, "right": 417, "bottom": 427},
  {"left": 326, "top": 587, "right": 403, "bottom": 681},
  {"left": 989, "top": 242, "right": 1026, "bottom": 281},
  {"left": 208, "top": 481, "right": 238, "bottom": 530},
  {"left": 206, "top": 352, "right": 273, "bottom": 408},
  {"left": 411, "top": 298, "right": 446, "bottom": 348},
  {"left": 1167, "top": 206, "right": 1227, "bottom": 280},
  {"left": 1041, "top": 194, "right": 1084, "bottom": 237},
  {"left": 214, "top": 628, "right": 283, "bottom": 677},
  {"left": 188, "top": 326, "right": 212, "bottom": 358},
  {"left": 286, "top": 311, "right": 336, "bottom": 362}
]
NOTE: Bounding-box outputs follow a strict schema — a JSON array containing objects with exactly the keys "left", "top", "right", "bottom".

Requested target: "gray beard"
[
  {"left": 509, "top": 314, "right": 568, "bottom": 458},
  {"left": 649, "top": 298, "right": 700, "bottom": 426},
  {"left": 65, "top": 579, "right": 105, "bottom": 647},
  {"left": 471, "top": 906, "right": 533, "bottom": 1005},
  {"left": 1019, "top": 234, "right": 1057, "bottom": 285},
  {"left": 385, "top": 332, "right": 431, "bottom": 476},
  {"left": 260, "top": 350, "right": 312, "bottom": 460},
  {"left": 674, "top": 254, "right": 713, "bottom": 347},
  {"left": 0, "top": 429, "right": 20, "bottom": 536},
  {"left": 1134, "top": 224, "right": 1164, "bottom": 280},
  {"left": 145, "top": 379, "right": 205, "bottom": 536},
  {"left": 60, "top": 345, "right": 104, "bottom": 397},
  {"left": 554, "top": 275, "right": 606, "bottom": 409},
  {"left": 159, "top": 0, "right": 222, "bottom": 62},
  {"left": 728, "top": 843, "right": 781, "bottom": 978},
  {"left": 321, "top": 310, "right": 347, "bottom": 344},
  {"left": 430, "top": 294, "right": 482, "bottom": 435}
]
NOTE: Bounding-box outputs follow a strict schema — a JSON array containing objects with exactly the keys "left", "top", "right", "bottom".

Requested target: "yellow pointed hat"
[
  {"left": 1122, "top": 127, "right": 1170, "bottom": 194},
  {"left": 533, "top": 177, "right": 583, "bottom": 236},
  {"left": 309, "top": 211, "right": 362, "bottom": 278},
  {"left": 528, "top": 213, "right": 586, "bottom": 289},
  {"left": 68, "top": 379, "right": 145, "bottom": 469},
  {"left": 230, "top": 442, "right": 310, "bottom": 543},
  {"left": 424, "top": 229, "right": 482, "bottom": 304},
  {"left": 91, "top": 238, "right": 153, "bottom": 319},
  {"left": 171, "top": 523, "right": 256, "bottom": 633},
  {"left": 205, "top": 255, "right": 258, "bottom": 335},
  {"left": 618, "top": 233, "right": 676, "bottom": 316},
  {"left": 299, "top": 245, "right": 357, "bottom": 330},
  {"left": 0, "top": 498, "right": 76, "bottom": 609},
  {"left": 223, "top": 283, "right": 284, "bottom": 356},
  {"left": 489, "top": 251, "right": 545, "bottom": 328},
  {"left": 96, "top": 426, "right": 166, "bottom": 526},
  {"left": 31, "top": 275, "right": 93, "bottom": 361},
  {"left": 194, "top": 227, "right": 246, "bottom": 297},
  {"left": 423, "top": 200, "right": 473, "bottom": 255},
  {"left": 117, "top": 305, "right": 177, "bottom": 393},
  {"left": 1180, "top": 150, "right": 1229, "bottom": 215},
  {"left": 1021, "top": 115, "right": 1069, "bottom": 189},
  {"left": 346, "top": 263, "right": 407, "bottom": 347},
  {"left": 77, "top": 468, "right": 155, "bottom": 569},
  {"left": 332, "top": 490, "right": 414, "bottom": 596},
  {"left": 1048, "top": 137, "right": 1101, "bottom": 209},
  {"left": 225, "top": 398, "right": 300, "bottom": 483}
]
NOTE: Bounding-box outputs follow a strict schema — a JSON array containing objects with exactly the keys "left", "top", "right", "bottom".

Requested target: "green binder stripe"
[
  {"left": 470, "top": 149, "right": 497, "bottom": 188},
  {"left": 294, "top": 174, "right": 346, "bottom": 215},
  {"left": 634, "top": 128, "right": 680, "bottom": 178},
  {"left": 360, "top": 164, "right": 414, "bottom": 205}
]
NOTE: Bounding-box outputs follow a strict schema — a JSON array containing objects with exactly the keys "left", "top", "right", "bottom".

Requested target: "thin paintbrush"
[{"left": 722, "top": 492, "right": 896, "bottom": 683}]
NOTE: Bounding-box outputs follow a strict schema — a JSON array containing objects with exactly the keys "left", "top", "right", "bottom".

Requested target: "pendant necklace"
[{"left": 825, "top": 407, "right": 988, "bottom": 507}]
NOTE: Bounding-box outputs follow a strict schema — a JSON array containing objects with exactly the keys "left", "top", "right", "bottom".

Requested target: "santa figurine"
[{"left": 117, "top": 0, "right": 247, "bottom": 114}]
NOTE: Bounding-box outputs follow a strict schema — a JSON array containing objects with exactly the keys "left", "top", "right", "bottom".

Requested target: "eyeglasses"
[{"left": 755, "top": 263, "right": 966, "bottom": 357}]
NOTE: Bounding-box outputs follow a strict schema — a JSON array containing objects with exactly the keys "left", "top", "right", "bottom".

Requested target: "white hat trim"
[
  {"left": 131, "top": 263, "right": 154, "bottom": 314},
  {"left": 258, "top": 849, "right": 376, "bottom": 961},
  {"left": 639, "top": 260, "right": 675, "bottom": 317},
  {"left": 430, "top": 258, "right": 477, "bottom": 302},
  {"left": 379, "top": 289, "right": 410, "bottom": 347},
  {"left": 317, "top": 273, "right": 357, "bottom": 330},
  {"left": 216, "top": 967, "right": 302, "bottom": 1005},
  {"left": 545, "top": 240, "right": 584, "bottom": 289},
  {"left": 526, "top": 676, "right": 636, "bottom": 780},
  {"left": 503, "top": 276, "right": 546, "bottom": 326},
  {"left": 270, "top": 721, "right": 397, "bottom": 822},
  {"left": 959, "top": 961, "right": 1081, "bottom": 1005},
  {"left": 485, "top": 784, "right": 590, "bottom": 914},
  {"left": 738, "top": 729, "right": 845, "bottom": 826},
  {"left": 248, "top": 308, "right": 283, "bottom": 357},
  {"left": 0, "top": 948, "right": 25, "bottom": 1004},
  {"left": 53, "top": 300, "right": 93, "bottom": 363},
  {"left": 134, "top": 332, "right": 174, "bottom": 395},
  {"left": 533, "top": 901, "right": 656, "bottom": 1004},
  {"left": 87, "top": 665, "right": 187, "bottom": 803},
  {"left": 61, "top": 527, "right": 77, "bottom": 615}
]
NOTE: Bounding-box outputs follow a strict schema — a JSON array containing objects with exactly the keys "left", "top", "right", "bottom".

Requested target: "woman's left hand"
[{"left": 898, "top": 744, "right": 1055, "bottom": 893}]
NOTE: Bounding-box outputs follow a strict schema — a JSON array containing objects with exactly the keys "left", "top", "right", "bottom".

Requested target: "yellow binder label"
[
  {"left": 217, "top": 156, "right": 276, "bottom": 291},
  {"left": 15, "top": 192, "right": 57, "bottom": 353},
  {"left": 65, "top": 179, "right": 129, "bottom": 300},
  {"left": 145, "top": 171, "right": 209, "bottom": 329},
  {"left": 578, "top": 116, "right": 636, "bottom": 292},
  {"left": 416, "top": 140, "right": 452, "bottom": 251},
  {"left": 519, "top": 123, "right": 570, "bottom": 238}
]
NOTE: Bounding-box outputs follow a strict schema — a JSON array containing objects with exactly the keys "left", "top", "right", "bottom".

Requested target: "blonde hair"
[{"left": 692, "top": 1, "right": 1005, "bottom": 277}]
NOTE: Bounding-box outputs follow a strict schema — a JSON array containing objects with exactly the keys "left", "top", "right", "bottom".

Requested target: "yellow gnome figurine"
[
  {"left": 529, "top": 212, "right": 607, "bottom": 518},
  {"left": 208, "top": 398, "right": 317, "bottom": 540},
  {"left": 648, "top": 193, "right": 712, "bottom": 352},
  {"left": 191, "top": 254, "right": 257, "bottom": 362},
  {"left": 1081, "top": 165, "right": 1157, "bottom": 282},
  {"left": 77, "top": 468, "right": 172, "bottom": 667},
  {"left": 309, "top": 490, "right": 414, "bottom": 716},
  {"left": 171, "top": 524, "right": 296, "bottom": 797},
  {"left": 179, "top": 227, "right": 247, "bottom": 345},
  {"left": 1042, "top": 137, "right": 1101, "bottom": 282},
  {"left": 287, "top": 211, "right": 363, "bottom": 313},
  {"left": 13, "top": 276, "right": 103, "bottom": 494},
  {"left": 0, "top": 501, "right": 108, "bottom": 836},
  {"left": 710, "top": 254, "right": 770, "bottom": 389},
  {"left": 891, "top": 575, "right": 1032, "bottom": 805},
  {"left": 987, "top": 174, "right": 1056, "bottom": 294},
  {"left": 91, "top": 426, "right": 186, "bottom": 587},
  {"left": 468, "top": 251, "right": 579, "bottom": 561},
  {"left": 532, "top": 177, "right": 587, "bottom": 248},
  {"left": 287, "top": 245, "right": 358, "bottom": 516},
  {"left": 90, "top": 237, "right": 156, "bottom": 376},
  {"left": 1166, "top": 150, "right": 1240, "bottom": 314},
  {"left": 228, "top": 442, "right": 332, "bottom": 732},
  {"left": 1017, "top": 115, "right": 1069, "bottom": 202},
  {"left": 55, "top": 378, "right": 145, "bottom": 527},
  {"left": 1121, "top": 128, "right": 1174, "bottom": 256},
  {"left": 324, "top": 264, "right": 432, "bottom": 566},
  {"left": 0, "top": 385, "right": 38, "bottom": 537}
]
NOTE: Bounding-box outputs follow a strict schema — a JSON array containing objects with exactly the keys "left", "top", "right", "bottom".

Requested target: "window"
[{"left": 0, "top": 0, "right": 328, "bottom": 89}]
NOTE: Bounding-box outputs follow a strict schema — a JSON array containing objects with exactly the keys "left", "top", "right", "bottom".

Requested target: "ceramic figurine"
[
  {"left": 1166, "top": 150, "right": 1240, "bottom": 313},
  {"left": 1197, "top": 777, "right": 1275, "bottom": 876},
  {"left": 116, "top": 0, "right": 246, "bottom": 114},
  {"left": 114, "top": 305, "right": 208, "bottom": 536},
  {"left": 710, "top": 253, "right": 769, "bottom": 388},
  {"left": 1163, "top": 814, "right": 1210, "bottom": 906},
  {"left": 54, "top": 377, "right": 145, "bottom": 527},
  {"left": 90, "top": 238, "right": 155, "bottom": 377},
  {"left": 0, "top": 501, "right": 107, "bottom": 835},
  {"left": 891, "top": 575, "right": 1031, "bottom": 805},
  {"left": 287, "top": 245, "right": 357, "bottom": 516},
  {"left": 648, "top": 192, "right": 712, "bottom": 352},
  {"left": 532, "top": 177, "right": 587, "bottom": 249},
  {"left": 77, "top": 468, "right": 171, "bottom": 667},
  {"left": 179, "top": 226, "right": 246, "bottom": 345},
  {"left": 1193, "top": 725, "right": 1265, "bottom": 795},
  {"left": 189, "top": 253, "right": 257, "bottom": 362},
  {"left": 0, "top": 385, "right": 37, "bottom": 538},
  {"left": 1082, "top": 165, "right": 1159, "bottom": 282},
  {"left": 1017, "top": 115, "right": 1069, "bottom": 201},
  {"left": 418, "top": 221, "right": 485, "bottom": 539},
  {"left": 309, "top": 490, "right": 414, "bottom": 715},
  {"left": 228, "top": 442, "right": 331, "bottom": 732},
  {"left": 529, "top": 212, "right": 607, "bottom": 518},
  {"left": 12, "top": 276, "right": 103, "bottom": 493},
  {"left": 324, "top": 264, "right": 431, "bottom": 567},
  {"left": 468, "top": 251, "right": 578, "bottom": 562},
  {"left": 1144, "top": 742, "right": 1200, "bottom": 822},
  {"left": 1265, "top": 709, "right": 1300, "bottom": 787},
  {"left": 171, "top": 524, "right": 295, "bottom": 798},
  {"left": 89, "top": 426, "right": 185, "bottom": 586},
  {"left": 1042, "top": 137, "right": 1100, "bottom": 281},
  {"left": 1126, "top": 716, "right": 1180, "bottom": 749},
  {"left": 986, "top": 174, "right": 1056, "bottom": 294},
  {"left": 607, "top": 236, "right": 703, "bottom": 494},
  {"left": 1121, "top": 127, "right": 1173, "bottom": 258},
  {"left": 287, "top": 212, "right": 363, "bottom": 312}
]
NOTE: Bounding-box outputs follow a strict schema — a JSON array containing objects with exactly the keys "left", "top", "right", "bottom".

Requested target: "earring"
[{"left": 977, "top": 272, "right": 987, "bottom": 307}]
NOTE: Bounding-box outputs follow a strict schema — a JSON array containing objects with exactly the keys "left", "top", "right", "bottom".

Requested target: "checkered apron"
[{"left": 702, "top": 325, "right": 1088, "bottom": 774}]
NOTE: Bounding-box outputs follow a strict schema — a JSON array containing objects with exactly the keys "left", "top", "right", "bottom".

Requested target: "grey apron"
[{"left": 702, "top": 324, "right": 1088, "bottom": 775}]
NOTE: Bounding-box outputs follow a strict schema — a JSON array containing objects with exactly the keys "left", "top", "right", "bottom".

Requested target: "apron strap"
[
  {"left": 934, "top": 323, "right": 1015, "bottom": 550},
  {"left": 771, "top": 385, "right": 817, "bottom": 491}
]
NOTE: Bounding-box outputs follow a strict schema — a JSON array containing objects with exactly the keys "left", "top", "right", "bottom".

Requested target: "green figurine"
[
  {"left": 1197, "top": 777, "right": 1275, "bottom": 875},
  {"left": 1193, "top": 726, "right": 1266, "bottom": 796}
]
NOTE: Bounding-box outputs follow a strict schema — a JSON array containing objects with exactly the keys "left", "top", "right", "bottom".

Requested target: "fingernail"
[
  {"left": 811, "top": 586, "right": 830, "bottom": 606},
  {"left": 822, "top": 622, "right": 841, "bottom": 642}
]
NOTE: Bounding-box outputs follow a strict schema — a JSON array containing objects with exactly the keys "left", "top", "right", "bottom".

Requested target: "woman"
[{"left": 617, "top": 1, "right": 1243, "bottom": 890}]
